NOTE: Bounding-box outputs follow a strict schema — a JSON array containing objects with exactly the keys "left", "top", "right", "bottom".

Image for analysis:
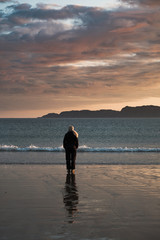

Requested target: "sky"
[{"left": 0, "top": 0, "right": 160, "bottom": 117}]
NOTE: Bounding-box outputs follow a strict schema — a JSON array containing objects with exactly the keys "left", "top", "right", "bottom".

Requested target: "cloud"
[
  {"left": 0, "top": 3, "right": 160, "bottom": 114},
  {"left": 1, "top": 4, "right": 159, "bottom": 60},
  {"left": 8, "top": 3, "right": 32, "bottom": 10},
  {"left": 0, "top": 0, "right": 12, "bottom": 2},
  {"left": 36, "top": 3, "right": 61, "bottom": 9},
  {"left": 7, "top": 4, "right": 94, "bottom": 21},
  {"left": 121, "top": 0, "right": 160, "bottom": 7}
]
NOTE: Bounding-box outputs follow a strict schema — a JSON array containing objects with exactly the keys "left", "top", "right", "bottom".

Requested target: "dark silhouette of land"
[{"left": 40, "top": 105, "right": 160, "bottom": 118}]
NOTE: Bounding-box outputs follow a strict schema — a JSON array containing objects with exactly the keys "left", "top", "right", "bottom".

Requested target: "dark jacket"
[{"left": 63, "top": 131, "right": 79, "bottom": 150}]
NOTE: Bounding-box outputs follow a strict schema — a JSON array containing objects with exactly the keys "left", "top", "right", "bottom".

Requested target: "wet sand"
[{"left": 0, "top": 164, "right": 160, "bottom": 240}]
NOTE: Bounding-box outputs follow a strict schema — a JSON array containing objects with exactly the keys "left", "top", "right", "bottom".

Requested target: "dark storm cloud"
[
  {"left": 1, "top": 5, "right": 109, "bottom": 37},
  {"left": 1, "top": 4, "right": 154, "bottom": 53},
  {"left": 7, "top": 4, "right": 96, "bottom": 21}
]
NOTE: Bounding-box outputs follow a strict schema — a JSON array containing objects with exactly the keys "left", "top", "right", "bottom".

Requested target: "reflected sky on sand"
[{"left": 63, "top": 173, "right": 79, "bottom": 224}]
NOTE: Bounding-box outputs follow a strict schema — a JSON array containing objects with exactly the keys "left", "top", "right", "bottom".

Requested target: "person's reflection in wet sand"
[{"left": 63, "top": 173, "right": 79, "bottom": 223}]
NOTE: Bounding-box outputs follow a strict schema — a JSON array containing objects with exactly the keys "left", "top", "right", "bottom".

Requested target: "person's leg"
[
  {"left": 71, "top": 149, "right": 76, "bottom": 170},
  {"left": 65, "top": 149, "right": 71, "bottom": 170}
]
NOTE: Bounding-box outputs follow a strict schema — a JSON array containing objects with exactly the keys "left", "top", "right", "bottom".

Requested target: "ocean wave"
[
  {"left": 0, "top": 144, "right": 63, "bottom": 152},
  {"left": 0, "top": 144, "right": 160, "bottom": 152}
]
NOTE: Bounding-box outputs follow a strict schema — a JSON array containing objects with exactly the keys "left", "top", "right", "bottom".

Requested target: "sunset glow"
[{"left": 0, "top": 0, "right": 160, "bottom": 117}]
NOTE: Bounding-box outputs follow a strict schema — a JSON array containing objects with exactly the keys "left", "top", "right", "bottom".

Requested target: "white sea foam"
[{"left": 0, "top": 144, "right": 160, "bottom": 152}]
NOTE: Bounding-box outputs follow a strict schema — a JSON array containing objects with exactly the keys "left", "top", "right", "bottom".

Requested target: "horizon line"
[{"left": 1, "top": 104, "right": 160, "bottom": 119}]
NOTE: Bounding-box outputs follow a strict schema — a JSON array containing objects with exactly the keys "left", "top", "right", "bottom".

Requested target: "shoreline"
[{"left": 0, "top": 151, "right": 160, "bottom": 165}]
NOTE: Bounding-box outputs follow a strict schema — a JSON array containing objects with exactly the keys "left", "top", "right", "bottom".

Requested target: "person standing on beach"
[{"left": 63, "top": 126, "right": 79, "bottom": 173}]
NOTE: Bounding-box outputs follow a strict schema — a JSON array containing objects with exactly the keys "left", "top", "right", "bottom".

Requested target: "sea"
[{"left": 0, "top": 118, "right": 160, "bottom": 165}]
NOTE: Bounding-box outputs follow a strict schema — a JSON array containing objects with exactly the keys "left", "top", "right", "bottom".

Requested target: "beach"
[{"left": 0, "top": 164, "right": 160, "bottom": 240}]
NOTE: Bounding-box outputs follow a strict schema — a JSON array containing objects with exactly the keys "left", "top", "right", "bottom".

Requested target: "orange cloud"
[{"left": 0, "top": 3, "right": 160, "bottom": 116}]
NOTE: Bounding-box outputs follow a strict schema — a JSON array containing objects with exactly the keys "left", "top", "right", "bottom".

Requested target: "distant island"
[{"left": 40, "top": 105, "right": 160, "bottom": 118}]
